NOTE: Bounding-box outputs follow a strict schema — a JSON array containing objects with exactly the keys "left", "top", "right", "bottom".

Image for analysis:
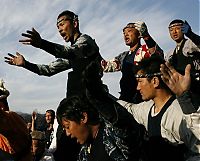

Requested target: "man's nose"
[
  {"left": 58, "top": 27, "right": 63, "bottom": 34},
  {"left": 172, "top": 29, "right": 177, "bottom": 34},
  {"left": 124, "top": 32, "right": 128, "bottom": 37},
  {"left": 136, "top": 84, "right": 140, "bottom": 90}
]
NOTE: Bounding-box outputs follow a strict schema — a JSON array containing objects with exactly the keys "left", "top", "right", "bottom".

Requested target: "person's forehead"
[
  {"left": 62, "top": 118, "right": 81, "bottom": 127},
  {"left": 57, "top": 15, "right": 71, "bottom": 24},
  {"left": 123, "top": 27, "right": 137, "bottom": 32},
  {"left": 45, "top": 112, "right": 52, "bottom": 116},
  {"left": 32, "top": 139, "right": 39, "bottom": 143},
  {"left": 168, "top": 23, "right": 182, "bottom": 29},
  {"left": 61, "top": 118, "right": 70, "bottom": 124},
  {"left": 136, "top": 70, "right": 145, "bottom": 80}
]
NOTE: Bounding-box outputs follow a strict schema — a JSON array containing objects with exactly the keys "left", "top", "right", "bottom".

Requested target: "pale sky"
[{"left": 0, "top": 0, "right": 199, "bottom": 113}]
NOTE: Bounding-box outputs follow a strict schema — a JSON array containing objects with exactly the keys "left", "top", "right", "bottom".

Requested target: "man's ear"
[
  {"left": 81, "top": 112, "right": 88, "bottom": 124},
  {"left": 73, "top": 20, "right": 78, "bottom": 28},
  {"left": 152, "top": 77, "right": 160, "bottom": 88}
]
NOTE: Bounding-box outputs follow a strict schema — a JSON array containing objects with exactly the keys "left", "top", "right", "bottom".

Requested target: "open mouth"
[
  {"left": 125, "top": 37, "right": 130, "bottom": 43},
  {"left": 60, "top": 32, "right": 67, "bottom": 40},
  {"left": 60, "top": 32, "right": 65, "bottom": 37}
]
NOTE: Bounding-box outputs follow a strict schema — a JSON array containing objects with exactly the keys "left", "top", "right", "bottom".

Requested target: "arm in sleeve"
[
  {"left": 101, "top": 58, "right": 121, "bottom": 72},
  {"left": 143, "top": 36, "right": 164, "bottom": 57},
  {"left": 40, "top": 35, "right": 99, "bottom": 59},
  {"left": 101, "top": 52, "right": 127, "bottom": 72},
  {"left": 183, "top": 110, "right": 200, "bottom": 140},
  {"left": 177, "top": 91, "right": 197, "bottom": 114},
  {"left": 117, "top": 100, "right": 150, "bottom": 126},
  {"left": 40, "top": 39, "right": 85, "bottom": 59},
  {"left": 178, "top": 91, "right": 200, "bottom": 142},
  {"left": 23, "top": 59, "right": 71, "bottom": 76},
  {"left": 186, "top": 30, "right": 200, "bottom": 48},
  {"left": 23, "top": 60, "right": 41, "bottom": 74},
  {"left": 178, "top": 110, "right": 200, "bottom": 154}
]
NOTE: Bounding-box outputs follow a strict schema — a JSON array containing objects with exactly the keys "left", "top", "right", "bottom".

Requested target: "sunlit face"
[
  {"left": 136, "top": 70, "right": 155, "bottom": 101},
  {"left": 169, "top": 24, "right": 184, "bottom": 43},
  {"left": 57, "top": 15, "right": 75, "bottom": 42},
  {"left": 45, "top": 112, "right": 53, "bottom": 124},
  {"left": 61, "top": 117, "right": 89, "bottom": 144},
  {"left": 123, "top": 27, "right": 140, "bottom": 46}
]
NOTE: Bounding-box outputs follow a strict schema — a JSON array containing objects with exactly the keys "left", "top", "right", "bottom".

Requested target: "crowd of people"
[{"left": 1, "top": 9, "right": 200, "bottom": 161}]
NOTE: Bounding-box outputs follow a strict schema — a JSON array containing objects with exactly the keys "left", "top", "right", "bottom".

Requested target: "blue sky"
[{"left": 0, "top": 0, "right": 199, "bottom": 113}]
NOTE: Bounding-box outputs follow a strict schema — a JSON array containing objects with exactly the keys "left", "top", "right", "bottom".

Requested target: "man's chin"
[
  {"left": 64, "top": 39, "right": 69, "bottom": 42},
  {"left": 77, "top": 140, "right": 84, "bottom": 145},
  {"left": 125, "top": 42, "right": 131, "bottom": 46},
  {"left": 63, "top": 37, "right": 70, "bottom": 42},
  {"left": 142, "top": 97, "right": 150, "bottom": 102}
]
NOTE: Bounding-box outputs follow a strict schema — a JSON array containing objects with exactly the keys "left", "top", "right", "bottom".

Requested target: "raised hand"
[
  {"left": 32, "top": 111, "right": 37, "bottom": 121},
  {"left": 4, "top": 52, "right": 25, "bottom": 66},
  {"left": 160, "top": 62, "right": 191, "bottom": 96},
  {"left": 134, "top": 21, "right": 149, "bottom": 38},
  {"left": 181, "top": 20, "right": 192, "bottom": 35},
  {"left": 19, "top": 28, "right": 42, "bottom": 48}
]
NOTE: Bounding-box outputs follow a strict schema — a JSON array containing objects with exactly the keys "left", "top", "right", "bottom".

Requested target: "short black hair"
[
  {"left": 123, "top": 23, "right": 136, "bottom": 32},
  {"left": 56, "top": 95, "right": 100, "bottom": 125},
  {"left": 137, "top": 54, "right": 164, "bottom": 75},
  {"left": 136, "top": 54, "right": 169, "bottom": 89},
  {"left": 57, "top": 10, "right": 78, "bottom": 21}
]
